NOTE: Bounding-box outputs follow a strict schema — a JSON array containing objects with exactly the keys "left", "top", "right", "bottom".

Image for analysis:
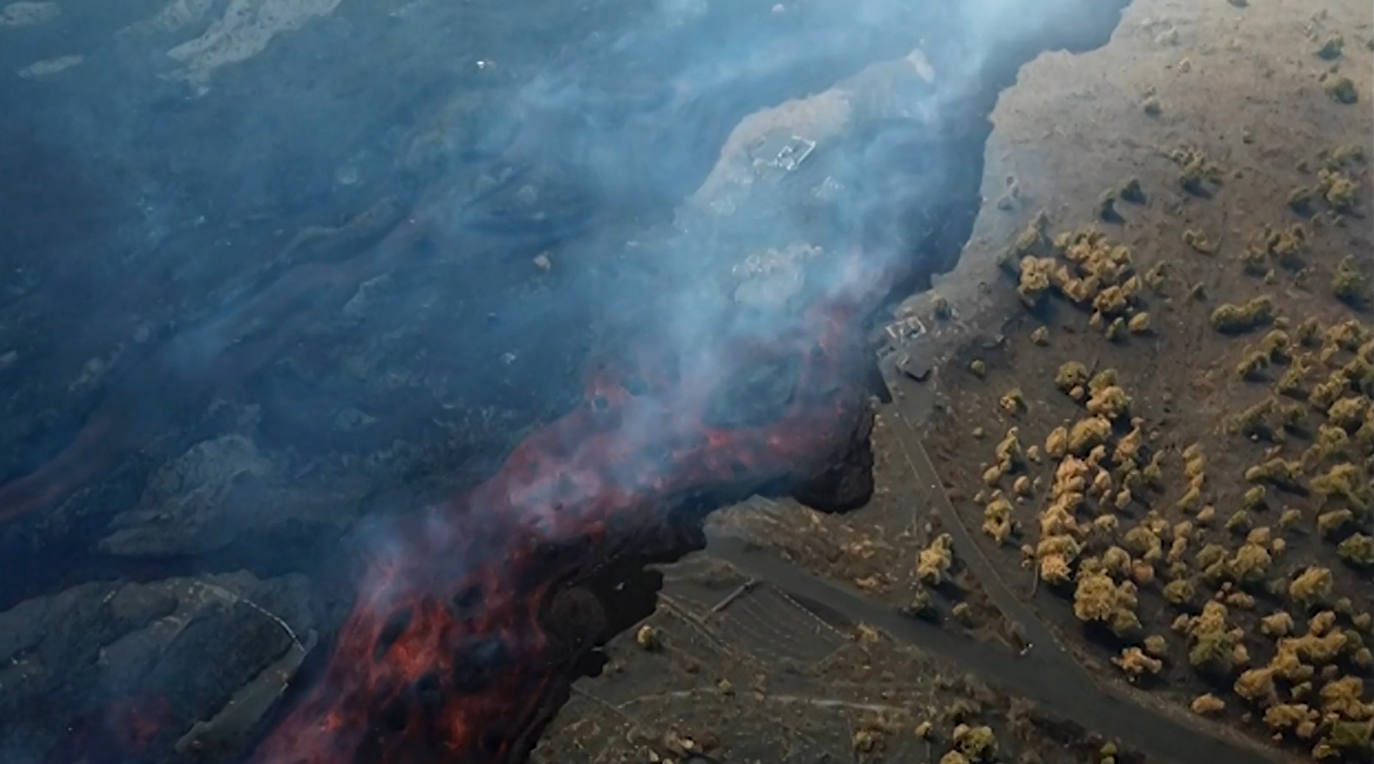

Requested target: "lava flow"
[{"left": 253, "top": 253, "right": 884, "bottom": 764}]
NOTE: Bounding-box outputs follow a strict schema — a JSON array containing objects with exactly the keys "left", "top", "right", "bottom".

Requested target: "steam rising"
[{"left": 0, "top": 0, "right": 1128, "bottom": 760}]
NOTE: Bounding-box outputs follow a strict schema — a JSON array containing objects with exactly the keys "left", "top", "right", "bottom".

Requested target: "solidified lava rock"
[
  {"left": 0, "top": 2, "right": 1142, "bottom": 762},
  {"left": 791, "top": 403, "right": 876, "bottom": 512},
  {"left": 703, "top": 351, "right": 803, "bottom": 429},
  {"left": 0, "top": 572, "right": 313, "bottom": 763},
  {"left": 543, "top": 586, "right": 608, "bottom": 653},
  {"left": 99, "top": 435, "right": 274, "bottom": 557}
]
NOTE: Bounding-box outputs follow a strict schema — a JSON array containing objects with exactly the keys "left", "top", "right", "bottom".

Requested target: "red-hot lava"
[{"left": 253, "top": 257, "right": 884, "bottom": 763}]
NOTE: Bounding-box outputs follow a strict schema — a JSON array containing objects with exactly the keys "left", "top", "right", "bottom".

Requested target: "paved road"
[
  {"left": 707, "top": 535, "right": 1286, "bottom": 764},
  {"left": 696, "top": 356, "right": 1294, "bottom": 764}
]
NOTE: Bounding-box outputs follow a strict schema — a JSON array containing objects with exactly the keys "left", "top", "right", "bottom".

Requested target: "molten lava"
[{"left": 253, "top": 258, "right": 882, "bottom": 763}]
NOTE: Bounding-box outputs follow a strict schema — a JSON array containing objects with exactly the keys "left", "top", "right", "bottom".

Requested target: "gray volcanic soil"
[
  {"left": 3, "top": 0, "right": 1299, "bottom": 762},
  {"left": 632, "top": 0, "right": 1373, "bottom": 762}
]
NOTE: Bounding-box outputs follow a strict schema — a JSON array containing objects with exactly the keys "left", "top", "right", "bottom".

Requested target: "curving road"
[
  {"left": 700, "top": 357, "right": 1295, "bottom": 764},
  {"left": 707, "top": 533, "right": 1286, "bottom": 764}
]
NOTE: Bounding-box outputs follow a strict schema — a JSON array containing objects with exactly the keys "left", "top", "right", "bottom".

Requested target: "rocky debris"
[
  {"left": 732, "top": 243, "right": 821, "bottom": 309},
  {"left": 0, "top": 1, "right": 59, "bottom": 28},
  {"left": 16, "top": 54, "right": 83, "bottom": 79},
  {"left": 0, "top": 571, "right": 314, "bottom": 762},
  {"left": 99, "top": 435, "right": 274, "bottom": 557},
  {"left": 340, "top": 273, "right": 393, "bottom": 320},
  {"left": 164, "top": 0, "right": 346, "bottom": 87},
  {"left": 791, "top": 402, "right": 877, "bottom": 513}
]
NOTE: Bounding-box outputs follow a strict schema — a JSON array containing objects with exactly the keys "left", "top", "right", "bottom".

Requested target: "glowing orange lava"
[{"left": 255, "top": 258, "right": 883, "bottom": 763}]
